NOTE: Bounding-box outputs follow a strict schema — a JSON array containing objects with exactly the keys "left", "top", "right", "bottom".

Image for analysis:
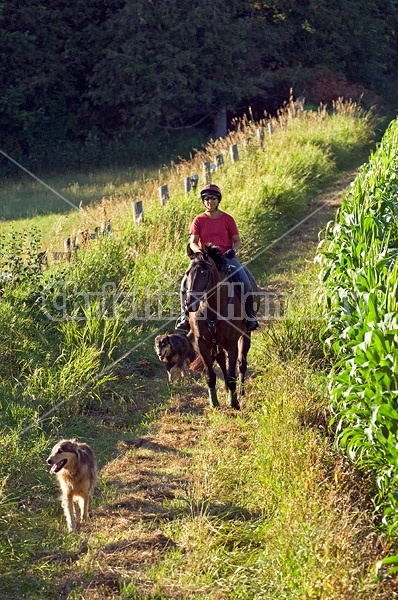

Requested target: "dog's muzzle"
[
  {"left": 157, "top": 344, "right": 171, "bottom": 360},
  {"left": 48, "top": 458, "right": 67, "bottom": 474}
]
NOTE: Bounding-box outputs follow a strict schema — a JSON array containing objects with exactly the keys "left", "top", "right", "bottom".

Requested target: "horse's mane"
[
  {"left": 187, "top": 242, "right": 227, "bottom": 272},
  {"left": 200, "top": 243, "right": 227, "bottom": 272}
]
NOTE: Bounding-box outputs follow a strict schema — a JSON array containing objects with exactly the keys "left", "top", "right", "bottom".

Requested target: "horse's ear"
[
  {"left": 187, "top": 244, "right": 195, "bottom": 259},
  {"left": 187, "top": 244, "right": 205, "bottom": 260}
]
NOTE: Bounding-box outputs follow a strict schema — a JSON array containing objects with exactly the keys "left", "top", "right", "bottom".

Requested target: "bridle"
[
  {"left": 185, "top": 259, "right": 214, "bottom": 307},
  {"left": 186, "top": 256, "right": 230, "bottom": 321}
]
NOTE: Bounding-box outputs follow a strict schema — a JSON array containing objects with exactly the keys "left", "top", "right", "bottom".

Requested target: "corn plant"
[{"left": 317, "top": 117, "right": 398, "bottom": 533}]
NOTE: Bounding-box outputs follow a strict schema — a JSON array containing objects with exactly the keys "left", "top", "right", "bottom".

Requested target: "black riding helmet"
[{"left": 200, "top": 183, "right": 222, "bottom": 202}]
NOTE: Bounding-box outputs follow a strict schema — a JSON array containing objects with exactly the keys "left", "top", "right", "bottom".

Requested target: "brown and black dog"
[
  {"left": 47, "top": 439, "right": 97, "bottom": 533},
  {"left": 154, "top": 332, "right": 197, "bottom": 382}
]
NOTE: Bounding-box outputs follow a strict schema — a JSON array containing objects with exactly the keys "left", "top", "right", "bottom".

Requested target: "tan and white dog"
[
  {"left": 154, "top": 332, "right": 197, "bottom": 382},
  {"left": 47, "top": 439, "right": 97, "bottom": 533}
]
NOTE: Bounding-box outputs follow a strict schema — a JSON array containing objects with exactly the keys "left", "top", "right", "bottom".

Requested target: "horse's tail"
[{"left": 189, "top": 354, "right": 206, "bottom": 373}]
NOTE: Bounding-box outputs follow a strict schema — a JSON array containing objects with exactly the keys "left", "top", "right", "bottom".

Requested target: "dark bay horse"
[{"left": 185, "top": 243, "right": 258, "bottom": 410}]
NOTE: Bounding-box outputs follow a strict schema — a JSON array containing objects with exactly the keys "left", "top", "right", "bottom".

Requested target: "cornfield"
[{"left": 317, "top": 116, "right": 398, "bottom": 536}]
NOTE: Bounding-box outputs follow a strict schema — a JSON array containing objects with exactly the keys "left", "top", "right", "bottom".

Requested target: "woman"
[{"left": 176, "top": 183, "right": 259, "bottom": 332}]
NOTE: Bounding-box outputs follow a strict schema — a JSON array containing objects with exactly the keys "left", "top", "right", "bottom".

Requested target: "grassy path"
[{"left": 262, "top": 169, "right": 356, "bottom": 290}]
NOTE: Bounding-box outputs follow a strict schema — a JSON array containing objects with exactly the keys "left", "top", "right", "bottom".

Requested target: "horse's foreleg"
[
  {"left": 226, "top": 344, "right": 239, "bottom": 410},
  {"left": 215, "top": 350, "right": 227, "bottom": 387},
  {"left": 208, "top": 387, "right": 219, "bottom": 408},
  {"left": 237, "top": 334, "right": 251, "bottom": 398},
  {"left": 198, "top": 339, "right": 219, "bottom": 408}
]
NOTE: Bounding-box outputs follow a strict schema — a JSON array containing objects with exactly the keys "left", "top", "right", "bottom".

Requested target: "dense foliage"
[
  {"left": 317, "top": 117, "right": 398, "bottom": 533},
  {"left": 0, "top": 0, "right": 396, "bottom": 171}
]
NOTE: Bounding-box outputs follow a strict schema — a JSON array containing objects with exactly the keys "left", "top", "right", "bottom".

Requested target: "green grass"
[
  {"left": 1, "top": 100, "right": 395, "bottom": 598},
  {"left": 0, "top": 165, "right": 159, "bottom": 251},
  {"left": 140, "top": 265, "right": 384, "bottom": 599}
]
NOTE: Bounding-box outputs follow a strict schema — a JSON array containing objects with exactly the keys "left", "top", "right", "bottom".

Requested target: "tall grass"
[
  {"left": 0, "top": 99, "right": 383, "bottom": 597},
  {"left": 1, "top": 98, "right": 377, "bottom": 257}
]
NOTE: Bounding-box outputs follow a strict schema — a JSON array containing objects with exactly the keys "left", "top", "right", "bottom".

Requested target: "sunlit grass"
[
  {"left": 0, "top": 98, "right": 376, "bottom": 261},
  {"left": 102, "top": 256, "right": 388, "bottom": 598},
  {"left": 0, "top": 165, "right": 160, "bottom": 250},
  {"left": 0, "top": 99, "right": 391, "bottom": 598}
]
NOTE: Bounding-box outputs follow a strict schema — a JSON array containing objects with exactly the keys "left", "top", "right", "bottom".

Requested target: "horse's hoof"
[
  {"left": 228, "top": 391, "right": 240, "bottom": 410},
  {"left": 208, "top": 388, "right": 219, "bottom": 408}
]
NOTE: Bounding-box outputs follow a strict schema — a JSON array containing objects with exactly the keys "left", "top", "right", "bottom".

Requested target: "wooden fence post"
[
  {"left": 63, "top": 237, "right": 71, "bottom": 261},
  {"left": 159, "top": 184, "right": 169, "bottom": 206},
  {"left": 100, "top": 220, "right": 112, "bottom": 236},
  {"left": 295, "top": 96, "right": 305, "bottom": 111},
  {"left": 185, "top": 174, "right": 199, "bottom": 193},
  {"left": 229, "top": 144, "right": 239, "bottom": 163},
  {"left": 191, "top": 174, "right": 199, "bottom": 190},
  {"left": 133, "top": 200, "right": 144, "bottom": 224},
  {"left": 214, "top": 154, "right": 224, "bottom": 169},
  {"left": 203, "top": 161, "right": 211, "bottom": 184},
  {"left": 257, "top": 126, "right": 264, "bottom": 146}
]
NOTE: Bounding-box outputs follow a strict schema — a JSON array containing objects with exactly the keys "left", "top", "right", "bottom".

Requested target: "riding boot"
[
  {"left": 245, "top": 294, "right": 259, "bottom": 332},
  {"left": 175, "top": 311, "right": 190, "bottom": 333}
]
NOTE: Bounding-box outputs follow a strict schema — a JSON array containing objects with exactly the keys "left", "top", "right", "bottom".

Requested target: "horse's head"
[
  {"left": 187, "top": 243, "right": 227, "bottom": 272},
  {"left": 185, "top": 244, "right": 226, "bottom": 313}
]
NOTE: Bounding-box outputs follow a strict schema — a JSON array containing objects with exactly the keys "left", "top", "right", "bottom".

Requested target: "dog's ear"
[{"left": 60, "top": 440, "right": 78, "bottom": 454}]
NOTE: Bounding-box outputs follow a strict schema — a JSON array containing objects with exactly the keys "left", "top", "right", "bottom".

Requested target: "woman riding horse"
[
  {"left": 175, "top": 183, "right": 259, "bottom": 333},
  {"left": 184, "top": 242, "right": 253, "bottom": 409}
]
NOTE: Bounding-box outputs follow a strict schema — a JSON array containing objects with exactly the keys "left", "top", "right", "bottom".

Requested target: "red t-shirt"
[{"left": 189, "top": 212, "right": 239, "bottom": 253}]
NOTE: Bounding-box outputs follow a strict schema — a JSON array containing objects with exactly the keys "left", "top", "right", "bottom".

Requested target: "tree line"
[{"left": 0, "top": 0, "right": 397, "bottom": 172}]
